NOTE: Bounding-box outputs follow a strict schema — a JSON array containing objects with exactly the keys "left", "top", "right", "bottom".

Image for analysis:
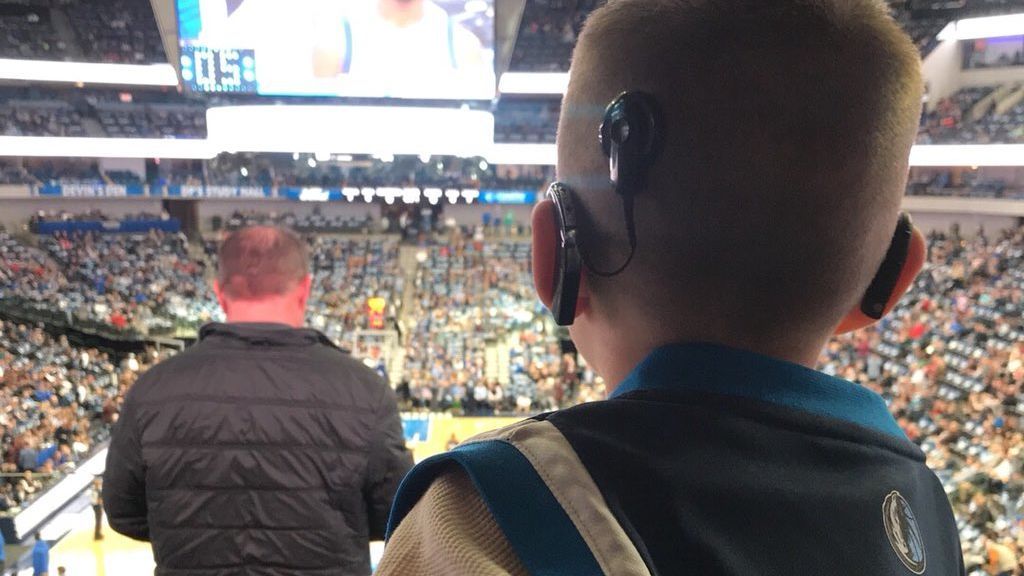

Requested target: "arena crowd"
[{"left": 1, "top": 216, "right": 1023, "bottom": 568}]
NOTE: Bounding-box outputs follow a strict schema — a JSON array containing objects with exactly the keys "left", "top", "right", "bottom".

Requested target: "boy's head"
[{"left": 533, "top": 0, "right": 925, "bottom": 376}]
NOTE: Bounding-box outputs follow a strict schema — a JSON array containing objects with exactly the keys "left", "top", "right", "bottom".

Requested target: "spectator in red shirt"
[{"left": 109, "top": 312, "right": 127, "bottom": 330}]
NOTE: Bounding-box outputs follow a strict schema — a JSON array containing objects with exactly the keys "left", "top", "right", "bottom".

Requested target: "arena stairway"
[
  {"left": 485, "top": 342, "right": 500, "bottom": 383},
  {"left": 393, "top": 245, "right": 425, "bottom": 388},
  {"left": 387, "top": 338, "right": 405, "bottom": 388},
  {"left": 483, "top": 337, "right": 512, "bottom": 386},
  {"left": 46, "top": 8, "right": 87, "bottom": 61}
]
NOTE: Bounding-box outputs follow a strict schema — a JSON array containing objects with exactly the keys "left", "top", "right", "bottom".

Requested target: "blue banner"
[
  {"left": 165, "top": 185, "right": 273, "bottom": 198},
  {"left": 36, "top": 183, "right": 146, "bottom": 198},
  {"left": 479, "top": 189, "right": 538, "bottom": 204},
  {"left": 402, "top": 416, "right": 431, "bottom": 443},
  {"left": 33, "top": 219, "right": 181, "bottom": 235}
]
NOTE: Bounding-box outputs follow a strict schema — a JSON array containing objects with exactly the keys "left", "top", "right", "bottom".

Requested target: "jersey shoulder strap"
[{"left": 386, "top": 418, "right": 652, "bottom": 576}]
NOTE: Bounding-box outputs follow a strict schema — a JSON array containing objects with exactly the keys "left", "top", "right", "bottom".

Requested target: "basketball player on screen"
[{"left": 312, "top": 0, "right": 488, "bottom": 97}]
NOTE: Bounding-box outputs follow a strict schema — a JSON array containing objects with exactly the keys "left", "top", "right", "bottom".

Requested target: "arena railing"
[
  {"left": 0, "top": 297, "right": 186, "bottom": 352},
  {"left": 0, "top": 443, "right": 108, "bottom": 543}
]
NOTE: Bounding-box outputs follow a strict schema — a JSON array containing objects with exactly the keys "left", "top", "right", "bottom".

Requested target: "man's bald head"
[
  {"left": 559, "top": 0, "right": 923, "bottom": 339},
  {"left": 217, "top": 226, "right": 309, "bottom": 301}
]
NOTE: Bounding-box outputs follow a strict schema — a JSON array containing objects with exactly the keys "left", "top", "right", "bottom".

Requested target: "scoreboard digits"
[{"left": 180, "top": 47, "right": 257, "bottom": 94}]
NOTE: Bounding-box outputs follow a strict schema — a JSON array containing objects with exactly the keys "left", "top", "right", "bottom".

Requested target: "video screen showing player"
[{"left": 177, "top": 0, "right": 496, "bottom": 100}]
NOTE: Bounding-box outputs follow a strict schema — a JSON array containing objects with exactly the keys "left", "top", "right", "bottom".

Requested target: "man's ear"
[
  {"left": 296, "top": 274, "right": 313, "bottom": 308},
  {"left": 834, "top": 225, "right": 926, "bottom": 335},
  {"left": 531, "top": 199, "right": 590, "bottom": 320},
  {"left": 212, "top": 280, "right": 229, "bottom": 316}
]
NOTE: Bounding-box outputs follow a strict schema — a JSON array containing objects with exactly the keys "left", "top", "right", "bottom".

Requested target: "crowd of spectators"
[
  {"left": 0, "top": 160, "right": 30, "bottom": 185},
  {"left": 27, "top": 159, "right": 102, "bottom": 184},
  {"left": 0, "top": 229, "right": 217, "bottom": 338},
  {"left": 221, "top": 210, "right": 376, "bottom": 235},
  {"left": 304, "top": 237, "right": 404, "bottom": 345},
  {"left": 400, "top": 237, "right": 496, "bottom": 411},
  {"left": 30, "top": 209, "right": 166, "bottom": 224},
  {"left": 919, "top": 85, "right": 1024, "bottom": 145},
  {"left": 495, "top": 99, "right": 560, "bottom": 144},
  {"left": 399, "top": 234, "right": 597, "bottom": 413},
  {"left": 202, "top": 153, "right": 553, "bottom": 194},
  {"left": 824, "top": 225, "right": 1023, "bottom": 572},
  {"left": 4, "top": 213, "right": 1024, "bottom": 564},
  {"left": 0, "top": 230, "right": 53, "bottom": 305},
  {"left": 509, "top": 0, "right": 601, "bottom": 72},
  {"left": 0, "top": 319, "right": 172, "bottom": 512},
  {"left": 907, "top": 169, "right": 1024, "bottom": 200},
  {"left": 38, "top": 231, "right": 216, "bottom": 336}
]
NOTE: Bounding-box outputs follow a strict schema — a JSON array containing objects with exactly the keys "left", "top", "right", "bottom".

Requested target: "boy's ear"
[
  {"left": 531, "top": 199, "right": 590, "bottom": 321},
  {"left": 532, "top": 199, "right": 557, "bottom": 309},
  {"left": 834, "top": 225, "right": 926, "bottom": 335}
]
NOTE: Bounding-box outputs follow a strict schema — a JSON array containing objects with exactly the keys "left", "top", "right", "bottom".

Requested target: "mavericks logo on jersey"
[{"left": 883, "top": 491, "right": 926, "bottom": 574}]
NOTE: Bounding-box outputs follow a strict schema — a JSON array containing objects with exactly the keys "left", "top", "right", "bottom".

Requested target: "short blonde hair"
[{"left": 559, "top": 0, "right": 923, "bottom": 337}]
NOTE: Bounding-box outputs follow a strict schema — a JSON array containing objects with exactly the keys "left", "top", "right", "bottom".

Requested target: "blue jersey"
[
  {"left": 32, "top": 539, "right": 48, "bottom": 575},
  {"left": 389, "top": 343, "right": 965, "bottom": 575}
]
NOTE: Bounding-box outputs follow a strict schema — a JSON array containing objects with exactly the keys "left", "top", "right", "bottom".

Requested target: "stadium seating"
[
  {"left": 0, "top": 231, "right": 212, "bottom": 338},
  {"left": 0, "top": 99, "right": 87, "bottom": 138},
  {"left": 889, "top": 2, "right": 950, "bottom": 57},
  {"left": 919, "top": 85, "right": 1024, "bottom": 145},
  {"left": 0, "top": 3, "right": 68, "bottom": 60},
  {"left": 0, "top": 88, "right": 207, "bottom": 140},
  {"left": 305, "top": 237, "right": 404, "bottom": 344},
  {"left": 907, "top": 167, "right": 1024, "bottom": 199},
  {"left": 65, "top": 0, "right": 166, "bottom": 64},
  {"left": 0, "top": 0, "right": 162, "bottom": 63},
  {"left": 494, "top": 99, "right": 560, "bottom": 144},
  {"left": 401, "top": 235, "right": 596, "bottom": 413},
  {"left": 95, "top": 103, "right": 206, "bottom": 139},
  {"left": 508, "top": 0, "right": 597, "bottom": 72},
  {"left": 0, "top": 317, "right": 172, "bottom": 512},
  {"left": 504, "top": 0, "right": 966, "bottom": 73},
  {"left": 222, "top": 210, "right": 375, "bottom": 235},
  {"left": 3, "top": 210, "right": 1024, "bottom": 559}
]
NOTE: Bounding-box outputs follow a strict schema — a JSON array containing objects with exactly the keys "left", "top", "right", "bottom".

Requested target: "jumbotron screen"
[{"left": 176, "top": 0, "right": 496, "bottom": 100}]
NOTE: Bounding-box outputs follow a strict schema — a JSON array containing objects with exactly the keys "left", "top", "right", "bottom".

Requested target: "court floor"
[
  {"left": 48, "top": 508, "right": 155, "bottom": 575},
  {"left": 46, "top": 508, "right": 385, "bottom": 575}
]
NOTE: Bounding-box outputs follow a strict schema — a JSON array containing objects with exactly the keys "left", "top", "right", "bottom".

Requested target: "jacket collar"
[
  {"left": 610, "top": 342, "right": 905, "bottom": 439},
  {"left": 199, "top": 322, "right": 335, "bottom": 348}
]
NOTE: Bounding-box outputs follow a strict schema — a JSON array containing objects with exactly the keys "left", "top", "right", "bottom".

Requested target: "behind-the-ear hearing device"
[
  {"left": 547, "top": 182, "right": 582, "bottom": 326},
  {"left": 600, "top": 91, "right": 664, "bottom": 195},
  {"left": 860, "top": 212, "right": 913, "bottom": 320},
  {"left": 547, "top": 91, "right": 664, "bottom": 326},
  {"left": 547, "top": 91, "right": 918, "bottom": 328}
]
